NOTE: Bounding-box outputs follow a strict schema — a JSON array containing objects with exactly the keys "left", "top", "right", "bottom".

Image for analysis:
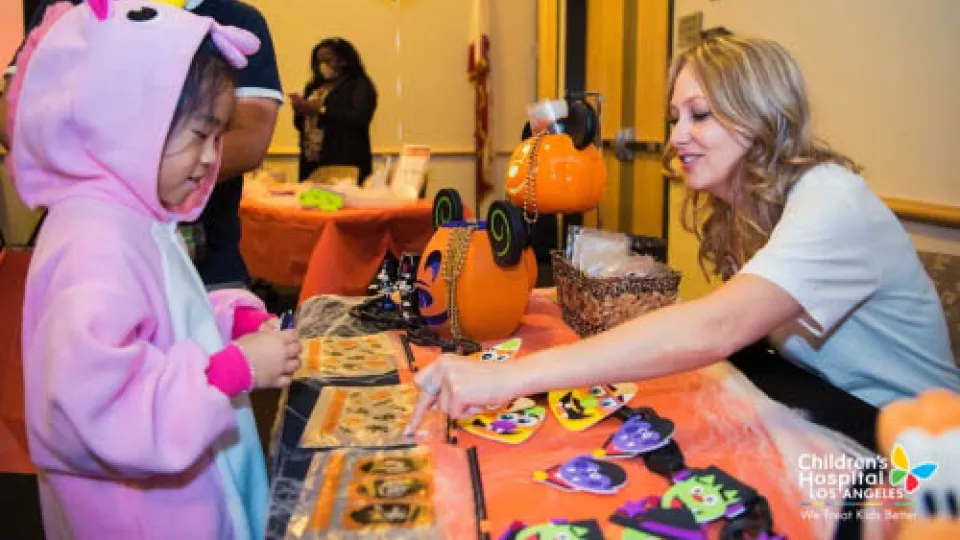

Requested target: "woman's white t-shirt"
[{"left": 740, "top": 163, "right": 960, "bottom": 408}]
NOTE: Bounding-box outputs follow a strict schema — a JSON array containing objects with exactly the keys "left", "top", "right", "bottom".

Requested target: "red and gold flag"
[{"left": 468, "top": 0, "right": 492, "bottom": 205}]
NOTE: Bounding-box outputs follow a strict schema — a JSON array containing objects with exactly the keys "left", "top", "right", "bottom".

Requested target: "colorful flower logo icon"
[{"left": 890, "top": 444, "right": 937, "bottom": 493}]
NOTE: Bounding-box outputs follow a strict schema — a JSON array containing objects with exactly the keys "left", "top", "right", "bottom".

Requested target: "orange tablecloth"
[
  {"left": 237, "top": 196, "right": 434, "bottom": 299},
  {"left": 0, "top": 249, "right": 35, "bottom": 475},
  {"left": 404, "top": 292, "right": 841, "bottom": 540}
]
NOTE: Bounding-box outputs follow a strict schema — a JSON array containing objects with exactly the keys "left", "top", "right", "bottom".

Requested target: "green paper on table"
[{"left": 299, "top": 188, "right": 344, "bottom": 211}]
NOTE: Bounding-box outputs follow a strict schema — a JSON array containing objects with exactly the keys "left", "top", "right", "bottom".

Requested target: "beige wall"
[
  {"left": 669, "top": 0, "right": 960, "bottom": 299},
  {"left": 247, "top": 0, "right": 538, "bottom": 212},
  {"left": 1, "top": 1, "right": 537, "bottom": 243}
]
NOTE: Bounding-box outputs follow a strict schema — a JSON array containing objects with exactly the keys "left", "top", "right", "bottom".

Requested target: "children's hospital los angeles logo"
[
  {"left": 888, "top": 444, "right": 937, "bottom": 493},
  {"left": 797, "top": 444, "right": 938, "bottom": 521}
]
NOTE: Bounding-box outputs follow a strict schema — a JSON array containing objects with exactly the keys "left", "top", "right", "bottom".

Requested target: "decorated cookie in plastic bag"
[
  {"left": 299, "top": 334, "right": 398, "bottom": 379},
  {"left": 353, "top": 475, "right": 432, "bottom": 500},
  {"left": 533, "top": 454, "right": 627, "bottom": 495},
  {"left": 300, "top": 385, "right": 417, "bottom": 448},
  {"left": 355, "top": 454, "right": 432, "bottom": 476},
  {"left": 549, "top": 383, "right": 637, "bottom": 431},
  {"left": 342, "top": 501, "right": 433, "bottom": 530}
]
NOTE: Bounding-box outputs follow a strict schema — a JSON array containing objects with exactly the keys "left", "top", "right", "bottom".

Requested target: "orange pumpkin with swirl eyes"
[{"left": 416, "top": 192, "right": 533, "bottom": 341}]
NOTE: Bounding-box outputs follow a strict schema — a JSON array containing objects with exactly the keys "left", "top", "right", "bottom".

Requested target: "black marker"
[
  {"left": 400, "top": 334, "right": 417, "bottom": 372},
  {"left": 445, "top": 416, "right": 458, "bottom": 445},
  {"left": 467, "top": 446, "right": 490, "bottom": 540},
  {"left": 280, "top": 309, "right": 295, "bottom": 330}
]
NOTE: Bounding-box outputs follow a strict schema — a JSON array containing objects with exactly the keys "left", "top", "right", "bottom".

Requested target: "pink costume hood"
[{"left": 6, "top": 0, "right": 260, "bottom": 222}]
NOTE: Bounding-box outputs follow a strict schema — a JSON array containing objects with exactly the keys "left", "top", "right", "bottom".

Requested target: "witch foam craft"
[
  {"left": 500, "top": 519, "right": 605, "bottom": 540},
  {"left": 621, "top": 426, "right": 786, "bottom": 539},
  {"left": 610, "top": 498, "right": 707, "bottom": 540},
  {"left": 596, "top": 408, "right": 676, "bottom": 459},
  {"left": 533, "top": 454, "right": 628, "bottom": 495}
]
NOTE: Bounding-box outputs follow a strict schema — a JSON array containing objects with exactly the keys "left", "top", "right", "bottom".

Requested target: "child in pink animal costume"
[{"left": 6, "top": 1, "right": 302, "bottom": 537}]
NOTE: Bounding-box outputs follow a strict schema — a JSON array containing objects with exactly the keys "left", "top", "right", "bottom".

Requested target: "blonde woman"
[{"left": 405, "top": 36, "right": 959, "bottom": 434}]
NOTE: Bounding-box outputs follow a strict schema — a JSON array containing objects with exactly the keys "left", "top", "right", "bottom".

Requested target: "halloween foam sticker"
[
  {"left": 458, "top": 397, "right": 546, "bottom": 444},
  {"left": 662, "top": 467, "right": 757, "bottom": 523},
  {"left": 471, "top": 338, "right": 523, "bottom": 363},
  {"left": 300, "top": 385, "right": 417, "bottom": 449},
  {"left": 499, "top": 519, "right": 605, "bottom": 540},
  {"left": 610, "top": 497, "right": 707, "bottom": 540},
  {"left": 595, "top": 413, "right": 676, "bottom": 459},
  {"left": 533, "top": 454, "right": 628, "bottom": 495},
  {"left": 548, "top": 383, "right": 638, "bottom": 432}
]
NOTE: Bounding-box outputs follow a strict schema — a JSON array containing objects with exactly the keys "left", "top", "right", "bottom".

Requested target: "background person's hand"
[
  {"left": 236, "top": 329, "right": 302, "bottom": 389},
  {"left": 290, "top": 93, "right": 321, "bottom": 117},
  {"left": 403, "top": 354, "right": 522, "bottom": 435}
]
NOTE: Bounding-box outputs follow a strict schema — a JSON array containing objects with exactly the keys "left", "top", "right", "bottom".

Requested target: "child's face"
[{"left": 157, "top": 88, "right": 234, "bottom": 210}]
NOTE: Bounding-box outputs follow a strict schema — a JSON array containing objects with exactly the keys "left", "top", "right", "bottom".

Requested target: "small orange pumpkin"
[
  {"left": 416, "top": 222, "right": 529, "bottom": 341},
  {"left": 504, "top": 133, "right": 606, "bottom": 215}
]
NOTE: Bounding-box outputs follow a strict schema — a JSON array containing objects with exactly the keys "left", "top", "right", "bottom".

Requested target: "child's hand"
[
  {"left": 236, "top": 329, "right": 302, "bottom": 389},
  {"left": 259, "top": 317, "right": 280, "bottom": 332}
]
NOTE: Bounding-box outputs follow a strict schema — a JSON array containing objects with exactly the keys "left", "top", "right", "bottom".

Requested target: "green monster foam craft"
[
  {"left": 610, "top": 497, "right": 706, "bottom": 540},
  {"left": 499, "top": 519, "right": 605, "bottom": 540},
  {"left": 660, "top": 466, "right": 758, "bottom": 524},
  {"left": 299, "top": 188, "right": 344, "bottom": 211}
]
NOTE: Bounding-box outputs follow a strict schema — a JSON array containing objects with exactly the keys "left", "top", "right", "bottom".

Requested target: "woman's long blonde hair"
[{"left": 662, "top": 36, "right": 860, "bottom": 279}]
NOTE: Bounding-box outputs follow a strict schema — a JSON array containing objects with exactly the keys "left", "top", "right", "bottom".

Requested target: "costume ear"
[
  {"left": 87, "top": 0, "right": 110, "bottom": 21},
  {"left": 210, "top": 23, "right": 260, "bottom": 69}
]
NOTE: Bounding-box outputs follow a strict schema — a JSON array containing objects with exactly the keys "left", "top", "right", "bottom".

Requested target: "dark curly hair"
[{"left": 308, "top": 37, "right": 374, "bottom": 91}]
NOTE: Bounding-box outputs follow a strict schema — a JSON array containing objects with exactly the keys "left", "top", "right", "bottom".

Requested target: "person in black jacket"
[{"left": 292, "top": 38, "right": 377, "bottom": 183}]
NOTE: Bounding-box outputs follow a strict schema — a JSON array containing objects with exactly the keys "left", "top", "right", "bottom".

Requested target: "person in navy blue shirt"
[{"left": 3, "top": 0, "right": 283, "bottom": 289}]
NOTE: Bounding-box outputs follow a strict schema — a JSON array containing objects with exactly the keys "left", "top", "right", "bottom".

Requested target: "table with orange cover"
[
  {"left": 268, "top": 292, "right": 862, "bottom": 540},
  {"left": 238, "top": 193, "right": 435, "bottom": 301}
]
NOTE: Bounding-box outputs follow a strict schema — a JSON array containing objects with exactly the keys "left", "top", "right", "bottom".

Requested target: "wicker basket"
[{"left": 552, "top": 250, "right": 682, "bottom": 337}]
